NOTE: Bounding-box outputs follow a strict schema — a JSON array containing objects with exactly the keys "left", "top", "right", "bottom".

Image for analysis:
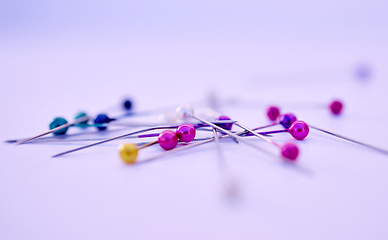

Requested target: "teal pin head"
[
  {"left": 74, "top": 112, "right": 89, "bottom": 127},
  {"left": 49, "top": 117, "right": 69, "bottom": 135}
]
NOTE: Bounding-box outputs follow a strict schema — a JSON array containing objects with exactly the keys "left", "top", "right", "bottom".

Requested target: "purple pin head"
[
  {"left": 329, "top": 100, "right": 343, "bottom": 115},
  {"left": 176, "top": 124, "right": 196, "bottom": 142},
  {"left": 281, "top": 142, "right": 299, "bottom": 161},
  {"left": 356, "top": 63, "right": 372, "bottom": 80},
  {"left": 279, "top": 113, "right": 297, "bottom": 128},
  {"left": 158, "top": 130, "right": 178, "bottom": 150},
  {"left": 288, "top": 120, "right": 309, "bottom": 140},
  {"left": 215, "top": 115, "right": 233, "bottom": 130},
  {"left": 266, "top": 105, "right": 280, "bottom": 121}
]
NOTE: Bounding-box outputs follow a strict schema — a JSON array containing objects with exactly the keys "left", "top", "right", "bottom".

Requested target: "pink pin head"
[
  {"left": 279, "top": 113, "right": 297, "bottom": 128},
  {"left": 288, "top": 120, "right": 309, "bottom": 140},
  {"left": 266, "top": 105, "right": 280, "bottom": 121},
  {"left": 158, "top": 130, "right": 178, "bottom": 150},
  {"left": 176, "top": 124, "right": 196, "bottom": 142},
  {"left": 329, "top": 100, "right": 343, "bottom": 115},
  {"left": 281, "top": 142, "right": 299, "bottom": 161},
  {"left": 215, "top": 115, "right": 233, "bottom": 130}
]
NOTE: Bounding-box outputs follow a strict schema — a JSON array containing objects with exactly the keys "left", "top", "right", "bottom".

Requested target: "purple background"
[{"left": 1, "top": 1, "right": 388, "bottom": 239}]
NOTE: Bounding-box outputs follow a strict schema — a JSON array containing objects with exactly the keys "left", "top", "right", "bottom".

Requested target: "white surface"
[{"left": 1, "top": 1, "right": 388, "bottom": 239}]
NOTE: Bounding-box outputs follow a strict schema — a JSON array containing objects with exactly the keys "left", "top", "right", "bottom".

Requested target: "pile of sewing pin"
[
  {"left": 6, "top": 97, "right": 388, "bottom": 197},
  {"left": 7, "top": 98, "right": 388, "bottom": 161}
]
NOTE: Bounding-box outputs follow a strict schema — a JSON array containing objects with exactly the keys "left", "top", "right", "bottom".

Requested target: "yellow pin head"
[{"left": 119, "top": 143, "right": 138, "bottom": 164}]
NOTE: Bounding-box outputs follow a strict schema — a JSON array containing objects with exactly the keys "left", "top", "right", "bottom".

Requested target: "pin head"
[
  {"left": 288, "top": 120, "right": 309, "bottom": 140},
  {"left": 94, "top": 113, "right": 111, "bottom": 130},
  {"left": 215, "top": 116, "right": 233, "bottom": 130},
  {"left": 74, "top": 112, "right": 89, "bottom": 126},
  {"left": 123, "top": 99, "right": 133, "bottom": 111},
  {"left": 329, "top": 100, "right": 343, "bottom": 115},
  {"left": 176, "top": 124, "right": 196, "bottom": 142},
  {"left": 281, "top": 142, "right": 299, "bottom": 161},
  {"left": 266, "top": 106, "right": 280, "bottom": 121},
  {"left": 158, "top": 130, "right": 178, "bottom": 150},
  {"left": 356, "top": 63, "right": 372, "bottom": 80},
  {"left": 279, "top": 113, "right": 297, "bottom": 128},
  {"left": 176, "top": 105, "right": 194, "bottom": 121},
  {"left": 119, "top": 143, "right": 138, "bottom": 164},
  {"left": 50, "top": 117, "right": 69, "bottom": 135}
]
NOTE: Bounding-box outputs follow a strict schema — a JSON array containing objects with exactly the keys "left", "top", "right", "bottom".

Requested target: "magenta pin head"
[
  {"left": 329, "top": 100, "right": 343, "bottom": 115},
  {"left": 266, "top": 105, "right": 280, "bottom": 121},
  {"left": 176, "top": 124, "right": 196, "bottom": 142},
  {"left": 281, "top": 142, "right": 299, "bottom": 161},
  {"left": 158, "top": 130, "right": 178, "bottom": 150},
  {"left": 215, "top": 115, "right": 233, "bottom": 130},
  {"left": 288, "top": 120, "right": 309, "bottom": 140},
  {"left": 279, "top": 113, "right": 297, "bottom": 128}
]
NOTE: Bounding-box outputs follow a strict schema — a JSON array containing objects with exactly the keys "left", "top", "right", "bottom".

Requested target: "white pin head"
[{"left": 176, "top": 105, "right": 194, "bottom": 121}]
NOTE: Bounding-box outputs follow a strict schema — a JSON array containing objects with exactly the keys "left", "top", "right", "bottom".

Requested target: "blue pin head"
[
  {"left": 123, "top": 99, "right": 133, "bottom": 111},
  {"left": 50, "top": 117, "right": 69, "bottom": 135},
  {"left": 93, "top": 113, "right": 111, "bottom": 130}
]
